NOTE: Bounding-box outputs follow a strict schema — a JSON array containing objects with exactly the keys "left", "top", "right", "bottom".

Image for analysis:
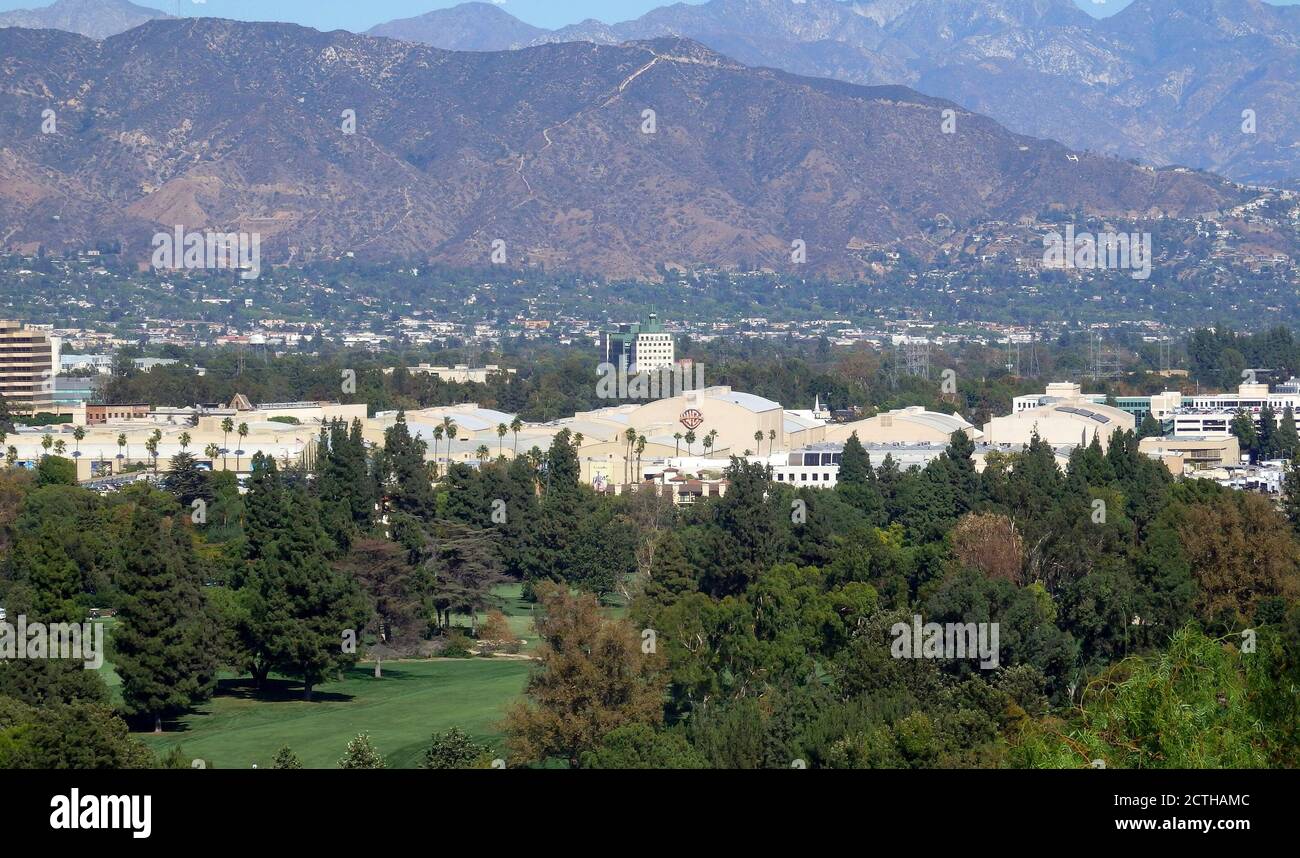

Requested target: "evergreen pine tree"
[
  {"left": 1284, "top": 450, "right": 1300, "bottom": 535},
  {"left": 251, "top": 486, "right": 370, "bottom": 699},
  {"left": 239, "top": 455, "right": 369, "bottom": 695},
  {"left": 1230, "top": 409, "right": 1260, "bottom": 463},
  {"left": 838, "top": 432, "right": 871, "bottom": 484},
  {"left": 382, "top": 411, "right": 435, "bottom": 519},
  {"left": 243, "top": 453, "right": 289, "bottom": 563},
  {"left": 1258, "top": 402, "right": 1278, "bottom": 460},
  {"left": 338, "top": 732, "right": 386, "bottom": 769},
  {"left": 0, "top": 391, "right": 13, "bottom": 435},
  {"left": 345, "top": 418, "right": 375, "bottom": 527},
  {"left": 942, "top": 429, "right": 980, "bottom": 514},
  {"left": 8, "top": 520, "right": 83, "bottom": 624},
  {"left": 521, "top": 431, "right": 587, "bottom": 585},
  {"left": 639, "top": 530, "right": 696, "bottom": 611},
  {"left": 1276, "top": 407, "right": 1300, "bottom": 461},
  {"left": 272, "top": 746, "right": 303, "bottom": 769},
  {"left": 420, "top": 726, "right": 488, "bottom": 769},
  {"left": 444, "top": 462, "right": 489, "bottom": 525},
  {"left": 701, "top": 459, "right": 784, "bottom": 597},
  {"left": 112, "top": 507, "right": 218, "bottom": 732},
  {"left": 162, "top": 451, "right": 213, "bottom": 509},
  {"left": 1137, "top": 412, "right": 1163, "bottom": 440}
]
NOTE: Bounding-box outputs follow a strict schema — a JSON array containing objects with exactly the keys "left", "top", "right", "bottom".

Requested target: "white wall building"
[
  {"left": 1170, "top": 382, "right": 1300, "bottom": 438},
  {"left": 984, "top": 391, "right": 1135, "bottom": 450}
]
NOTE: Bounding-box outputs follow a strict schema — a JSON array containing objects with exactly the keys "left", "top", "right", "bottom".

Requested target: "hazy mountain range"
[
  {"left": 6, "top": 0, "right": 1296, "bottom": 183},
  {"left": 0, "top": 18, "right": 1244, "bottom": 277},
  {"left": 0, "top": 0, "right": 168, "bottom": 39},
  {"left": 368, "top": 0, "right": 1300, "bottom": 184}
]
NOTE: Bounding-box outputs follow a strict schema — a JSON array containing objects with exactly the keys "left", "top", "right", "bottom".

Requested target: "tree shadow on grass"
[
  {"left": 214, "top": 677, "right": 354, "bottom": 703},
  {"left": 346, "top": 664, "right": 428, "bottom": 683}
]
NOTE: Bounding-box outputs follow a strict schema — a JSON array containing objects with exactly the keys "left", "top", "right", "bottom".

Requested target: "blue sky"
[
  {"left": 4, "top": 0, "right": 1300, "bottom": 32},
  {"left": 0, "top": 0, "right": 1116, "bottom": 30}
]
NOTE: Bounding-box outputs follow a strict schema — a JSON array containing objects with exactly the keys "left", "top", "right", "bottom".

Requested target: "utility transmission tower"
[
  {"left": 903, "top": 335, "right": 930, "bottom": 380},
  {"left": 1088, "top": 331, "right": 1121, "bottom": 382}
]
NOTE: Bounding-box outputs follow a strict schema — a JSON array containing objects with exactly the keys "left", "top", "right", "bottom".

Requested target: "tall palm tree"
[
  {"left": 673, "top": 432, "right": 682, "bottom": 456},
  {"left": 236, "top": 423, "right": 249, "bottom": 471},
  {"left": 476, "top": 444, "right": 490, "bottom": 465},
  {"left": 72, "top": 425, "right": 85, "bottom": 458},
  {"left": 754, "top": 430, "right": 764, "bottom": 456},
  {"left": 432, "top": 425, "right": 444, "bottom": 477},
  {"left": 440, "top": 417, "right": 457, "bottom": 469},
  {"left": 510, "top": 416, "right": 523, "bottom": 454},
  {"left": 178, "top": 431, "right": 192, "bottom": 452},
  {"left": 53, "top": 439, "right": 66, "bottom": 456},
  {"left": 635, "top": 434, "right": 646, "bottom": 482},
  {"left": 684, "top": 429, "right": 696, "bottom": 456},
  {"left": 497, "top": 423, "right": 507, "bottom": 456},
  {"left": 205, "top": 443, "right": 220, "bottom": 465},
  {"left": 768, "top": 428, "right": 777, "bottom": 455},
  {"left": 117, "top": 433, "right": 127, "bottom": 467},
  {"left": 624, "top": 427, "right": 637, "bottom": 484},
  {"left": 220, "top": 417, "right": 234, "bottom": 468},
  {"left": 701, "top": 429, "right": 718, "bottom": 459},
  {"left": 40, "top": 433, "right": 53, "bottom": 457},
  {"left": 145, "top": 436, "right": 159, "bottom": 473},
  {"left": 526, "top": 446, "right": 543, "bottom": 493}
]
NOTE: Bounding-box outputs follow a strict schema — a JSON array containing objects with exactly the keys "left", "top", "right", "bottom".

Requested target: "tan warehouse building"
[
  {"left": 824, "top": 406, "right": 981, "bottom": 445},
  {"left": 1138, "top": 435, "right": 1241, "bottom": 473},
  {"left": 983, "top": 385, "right": 1134, "bottom": 450}
]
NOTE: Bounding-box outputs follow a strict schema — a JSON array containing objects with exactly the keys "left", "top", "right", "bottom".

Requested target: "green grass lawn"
[
  {"left": 137, "top": 659, "right": 533, "bottom": 769},
  {"left": 471, "top": 582, "right": 629, "bottom": 648},
  {"left": 113, "top": 583, "right": 625, "bottom": 769},
  {"left": 472, "top": 581, "right": 541, "bottom": 653}
]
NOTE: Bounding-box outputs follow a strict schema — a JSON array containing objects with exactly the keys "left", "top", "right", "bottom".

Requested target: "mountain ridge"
[
  {"left": 0, "top": 0, "right": 169, "bottom": 39},
  {"left": 367, "top": 0, "right": 1300, "bottom": 183},
  {"left": 0, "top": 18, "right": 1247, "bottom": 278}
]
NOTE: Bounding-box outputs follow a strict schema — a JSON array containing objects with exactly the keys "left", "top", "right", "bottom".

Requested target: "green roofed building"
[{"left": 601, "top": 313, "right": 675, "bottom": 371}]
